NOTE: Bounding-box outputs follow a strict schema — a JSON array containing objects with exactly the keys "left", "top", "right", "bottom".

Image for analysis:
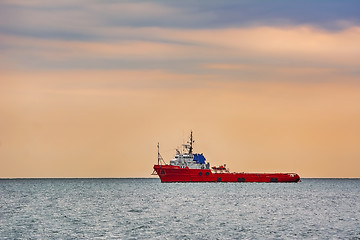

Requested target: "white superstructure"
[
  {"left": 169, "top": 153, "right": 209, "bottom": 169},
  {"left": 168, "top": 132, "right": 210, "bottom": 169}
]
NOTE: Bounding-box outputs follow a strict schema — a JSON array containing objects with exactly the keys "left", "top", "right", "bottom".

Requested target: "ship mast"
[
  {"left": 181, "top": 131, "right": 195, "bottom": 154},
  {"left": 157, "top": 142, "right": 166, "bottom": 165},
  {"left": 157, "top": 142, "right": 161, "bottom": 165},
  {"left": 188, "top": 131, "right": 194, "bottom": 154}
]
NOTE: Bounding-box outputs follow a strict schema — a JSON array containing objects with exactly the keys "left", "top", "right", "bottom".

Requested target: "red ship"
[{"left": 153, "top": 132, "right": 300, "bottom": 183}]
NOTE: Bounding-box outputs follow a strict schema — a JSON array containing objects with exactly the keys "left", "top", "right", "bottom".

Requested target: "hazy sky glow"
[{"left": 1, "top": 0, "right": 360, "bottom": 178}]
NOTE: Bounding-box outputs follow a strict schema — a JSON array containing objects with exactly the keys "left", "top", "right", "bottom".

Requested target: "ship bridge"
[{"left": 170, "top": 153, "right": 209, "bottom": 169}]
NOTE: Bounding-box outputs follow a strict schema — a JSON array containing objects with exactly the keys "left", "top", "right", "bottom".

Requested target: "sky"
[{"left": 1, "top": 0, "right": 360, "bottom": 178}]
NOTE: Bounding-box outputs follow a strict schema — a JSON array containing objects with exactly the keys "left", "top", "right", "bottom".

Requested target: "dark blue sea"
[{"left": 0, "top": 178, "right": 359, "bottom": 239}]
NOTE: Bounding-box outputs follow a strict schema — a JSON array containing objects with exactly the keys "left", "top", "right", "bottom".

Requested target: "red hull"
[{"left": 154, "top": 165, "right": 300, "bottom": 183}]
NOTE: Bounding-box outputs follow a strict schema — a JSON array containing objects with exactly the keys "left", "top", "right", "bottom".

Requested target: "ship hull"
[{"left": 154, "top": 165, "right": 300, "bottom": 183}]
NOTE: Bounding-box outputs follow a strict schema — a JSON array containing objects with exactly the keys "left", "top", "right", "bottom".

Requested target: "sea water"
[{"left": 0, "top": 178, "right": 359, "bottom": 239}]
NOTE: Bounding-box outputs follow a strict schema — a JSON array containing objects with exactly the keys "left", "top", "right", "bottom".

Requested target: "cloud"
[
  {"left": 0, "top": 1, "right": 212, "bottom": 41},
  {"left": 3, "top": 1, "right": 357, "bottom": 84},
  {"left": 1, "top": 25, "right": 360, "bottom": 83},
  {"left": 1, "top": 0, "right": 360, "bottom": 44}
]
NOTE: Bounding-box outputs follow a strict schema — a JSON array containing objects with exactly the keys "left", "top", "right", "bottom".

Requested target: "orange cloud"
[{"left": 2, "top": 26, "right": 360, "bottom": 72}]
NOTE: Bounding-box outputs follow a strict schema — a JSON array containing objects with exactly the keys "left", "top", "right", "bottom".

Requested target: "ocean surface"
[{"left": 0, "top": 178, "right": 359, "bottom": 239}]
